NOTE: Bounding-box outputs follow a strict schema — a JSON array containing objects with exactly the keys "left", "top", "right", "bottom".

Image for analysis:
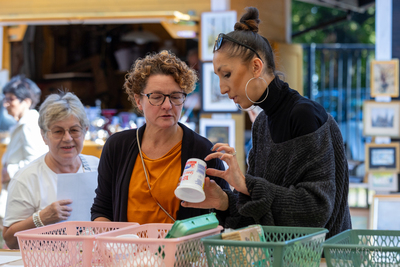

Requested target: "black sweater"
[
  {"left": 218, "top": 78, "right": 351, "bottom": 239},
  {"left": 258, "top": 77, "right": 328, "bottom": 143}
]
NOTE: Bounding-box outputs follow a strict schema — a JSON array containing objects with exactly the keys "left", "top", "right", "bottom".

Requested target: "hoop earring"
[{"left": 245, "top": 77, "right": 269, "bottom": 104}]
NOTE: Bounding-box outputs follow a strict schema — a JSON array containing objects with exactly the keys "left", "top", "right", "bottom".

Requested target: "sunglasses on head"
[{"left": 213, "top": 33, "right": 264, "bottom": 63}]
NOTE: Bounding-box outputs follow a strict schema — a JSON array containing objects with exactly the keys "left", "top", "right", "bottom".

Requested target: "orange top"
[{"left": 127, "top": 141, "right": 182, "bottom": 224}]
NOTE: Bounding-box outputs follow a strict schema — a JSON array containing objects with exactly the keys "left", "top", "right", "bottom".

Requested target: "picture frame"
[
  {"left": 365, "top": 142, "right": 400, "bottom": 173},
  {"left": 370, "top": 59, "right": 399, "bottom": 98},
  {"left": 370, "top": 194, "right": 400, "bottom": 230},
  {"left": 363, "top": 100, "right": 400, "bottom": 137},
  {"left": 200, "top": 10, "right": 237, "bottom": 61},
  {"left": 201, "top": 62, "right": 238, "bottom": 113},
  {"left": 368, "top": 172, "right": 399, "bottom": 192},
  {"left": 199, "top": 118, "right": 235, "bottom": 148}
]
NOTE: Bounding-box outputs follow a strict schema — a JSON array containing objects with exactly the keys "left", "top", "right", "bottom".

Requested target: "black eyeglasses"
[
  {"left": 141, "top": 92, "right": 187, "bottom": 106},
  {"left": 213, "top": 33, "right": 264, "bottom": 63}
]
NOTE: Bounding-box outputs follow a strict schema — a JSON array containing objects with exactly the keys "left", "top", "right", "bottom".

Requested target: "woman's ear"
[
  {"left": 134, "top": 94, "right": 143, "bottom": 111},
  {"left": 22, "top": 98, "right": 32, "bottom": 109},
  {"left": 41, "top": 130, "right": 49, "bottom": 146},
  {"left": 252, "top": 58, "right": 264, "bottom": 77}
]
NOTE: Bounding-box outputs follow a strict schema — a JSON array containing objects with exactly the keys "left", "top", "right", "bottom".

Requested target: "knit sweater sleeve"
[{"left": 236, "top": 114, "right": 346, "bottom": 230}]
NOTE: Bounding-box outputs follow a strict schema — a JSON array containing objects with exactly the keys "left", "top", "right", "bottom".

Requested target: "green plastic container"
[
  {"left": 323, "top": 229, "right": 400, "bottom": 266},
  {"left": 202, "top": 225, "right": 328, "bottom": 267}
]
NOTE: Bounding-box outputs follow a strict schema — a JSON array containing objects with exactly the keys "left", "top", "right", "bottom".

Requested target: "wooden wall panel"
[
  {"left": 230, "top": 0, "right": 291, "bottom": 43},
  {"left": 0, "top": 0, "right": 210, "bottom": 18},
  {"left": 272, "top": 42, "right": 304, "bottom": 95}
]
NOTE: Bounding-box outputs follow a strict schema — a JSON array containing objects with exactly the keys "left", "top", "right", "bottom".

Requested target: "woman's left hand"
[{"left": 205, "top": 143, "right": 249, "bottom": 195}]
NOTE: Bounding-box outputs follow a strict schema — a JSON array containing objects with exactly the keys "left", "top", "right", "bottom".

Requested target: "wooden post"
[{"left": 1, "top": 26, "right": 11, "bottom": 73}]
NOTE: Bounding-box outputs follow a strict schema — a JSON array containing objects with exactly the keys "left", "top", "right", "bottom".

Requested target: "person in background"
[
  {"left": 91, "top": 50, "right": 230, "bottom": 224},
  {"left": 3, "top": 92, "right": 99, "bottom": 249},
  {"left": 182, "top": 7, "right": 351, "bottom": 239},
  {"left": 1, "top": 75, "right": 48, "bottom": 184},
  {"left": 0, "top": 75, "right": 48, "bottom": 219}
]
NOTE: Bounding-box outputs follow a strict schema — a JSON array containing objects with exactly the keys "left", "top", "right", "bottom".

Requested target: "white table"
[
  {"left": 0, "top": 250, "right": 23, "bottom": 266},
  {"left": 0, "top": 249, "right": 329, "bottom": 267}
]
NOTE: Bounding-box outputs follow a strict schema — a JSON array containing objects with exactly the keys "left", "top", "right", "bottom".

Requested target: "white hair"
[{"left": 38, "top": 92, "right": 89, "bottom": 133}]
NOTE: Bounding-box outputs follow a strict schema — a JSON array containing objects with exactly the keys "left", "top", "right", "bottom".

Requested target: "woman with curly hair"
[{"left": 91, "top": 50, "right": 230, "bottom": 224}]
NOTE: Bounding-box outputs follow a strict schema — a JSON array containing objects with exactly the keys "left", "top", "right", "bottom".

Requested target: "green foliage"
[{"left": 292, "top": 1, "right": 375, "bottom": 44}]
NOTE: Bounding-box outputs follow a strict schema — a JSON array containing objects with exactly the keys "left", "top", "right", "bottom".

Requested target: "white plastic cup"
[{"left": 174, "top": 158, "right": 207, "bottom": 203}]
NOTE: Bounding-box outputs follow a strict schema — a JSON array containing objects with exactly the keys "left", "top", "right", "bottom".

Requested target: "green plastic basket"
[
  {"left": 201, "top": 225, "right": 328, "bottom": 267},
  {"left": 323, "top": 229, "right": 400, "bottom": 267}
]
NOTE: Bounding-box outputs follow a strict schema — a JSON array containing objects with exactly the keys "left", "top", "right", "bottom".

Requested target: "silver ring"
[{"left": 231, "top": 151, "right": 236, "bottom": 156}]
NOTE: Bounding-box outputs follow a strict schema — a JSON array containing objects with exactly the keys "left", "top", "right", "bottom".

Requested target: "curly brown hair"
[{"left": 124, "top": 50, "right": 198, "bottom": 111}]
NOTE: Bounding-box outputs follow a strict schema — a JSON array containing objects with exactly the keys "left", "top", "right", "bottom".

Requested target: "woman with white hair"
[{"left": 2, "top": 92, "right": 99, "bottom": 249}]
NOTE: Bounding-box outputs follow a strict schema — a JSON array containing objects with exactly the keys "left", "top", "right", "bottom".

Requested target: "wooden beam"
[
  {"left": 0, "top": 11, "right": 200, "bottom": 26},
  {"left": 7, "top": 25, "right": 27, "bottom": 42},
  {"left": 160, "top": 21, "right": 198, "bottom": 39}
]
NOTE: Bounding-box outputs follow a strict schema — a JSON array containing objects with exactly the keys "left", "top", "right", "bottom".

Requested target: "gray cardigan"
[{"left": 219, "top": 113, "right": 351, "bottom": 239}]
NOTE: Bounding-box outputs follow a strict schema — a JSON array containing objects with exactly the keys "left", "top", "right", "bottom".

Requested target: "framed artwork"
[
  {"left": 363, "top": 100, "right": 400, "bottom": 137},
  {"left": 368, "top": 172, "right": 398, "bottom": 192},
  {"left": 365, "top": 142, "right": 400, "bottom": 173},
  {"left": 201, "top": 62, "right": 238, "bottom": 113},
  {"left": 200, "top": 10, "right": 237, "bottom": 61},
  {"left": 370, "top": 59, "right": 399, "bottom": 98},
  {"left": 370, "top": 194, "right": 400, "bottom": 230},
  {"left": 199, "top": 118, "right": 235, "bottom": 148}
]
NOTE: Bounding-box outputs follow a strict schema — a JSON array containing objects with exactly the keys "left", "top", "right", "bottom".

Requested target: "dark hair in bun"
[
  {"left": 219, "top": 7, "right": 276, "bottom": 75},
  {"left": 234, "top": 7, "right": 260, "bottom": 33}
]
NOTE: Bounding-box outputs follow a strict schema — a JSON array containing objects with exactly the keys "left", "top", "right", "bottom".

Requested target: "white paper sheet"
[
  {"left": 0, "top": 255, "right": 22, "bottom": 264},
  {"left": 57, "top": 171, "right": 98, "bottom": 222}
]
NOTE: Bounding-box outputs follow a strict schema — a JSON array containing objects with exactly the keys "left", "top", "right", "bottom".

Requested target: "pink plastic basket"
[
  {"left": 15, "top": 221, "right": 138, "bottom": 267},
  {"left": 96, "top": 223, "right": 223, "bottom": 267}
]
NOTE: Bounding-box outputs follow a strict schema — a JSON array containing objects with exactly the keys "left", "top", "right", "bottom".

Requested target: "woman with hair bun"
[{"left": 183, "top": 6, "right": 351, "bottom": 239}]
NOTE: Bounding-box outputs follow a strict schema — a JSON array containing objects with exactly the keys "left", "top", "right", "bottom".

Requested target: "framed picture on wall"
[
  {"left": 200, "top": 10, "right": 237, "bottom": 61},
  {"left": 371, "top": 195, "right": 400, "bottom": 230},
  {"left": 199, "top": 118, "right": 235, "bottom": 148},
  {"left": 363, "top": 100, "right": 400, "bottom": 137},
  {"left": 370, "top": 59, "right": 399, "bottom": 98},
  {"left": 201, "top": 62, "right": 238, "bottom": 112},
  {"left": 365, "top": 142, "right": 400, "bottom": 173},
  {"left": 368, "top": 172, "right": 398, "bottom": 192}
]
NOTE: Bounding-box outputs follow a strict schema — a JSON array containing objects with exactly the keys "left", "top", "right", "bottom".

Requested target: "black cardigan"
[{"left": 91, "top": 123, "right": 229, "bottom": 222}]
